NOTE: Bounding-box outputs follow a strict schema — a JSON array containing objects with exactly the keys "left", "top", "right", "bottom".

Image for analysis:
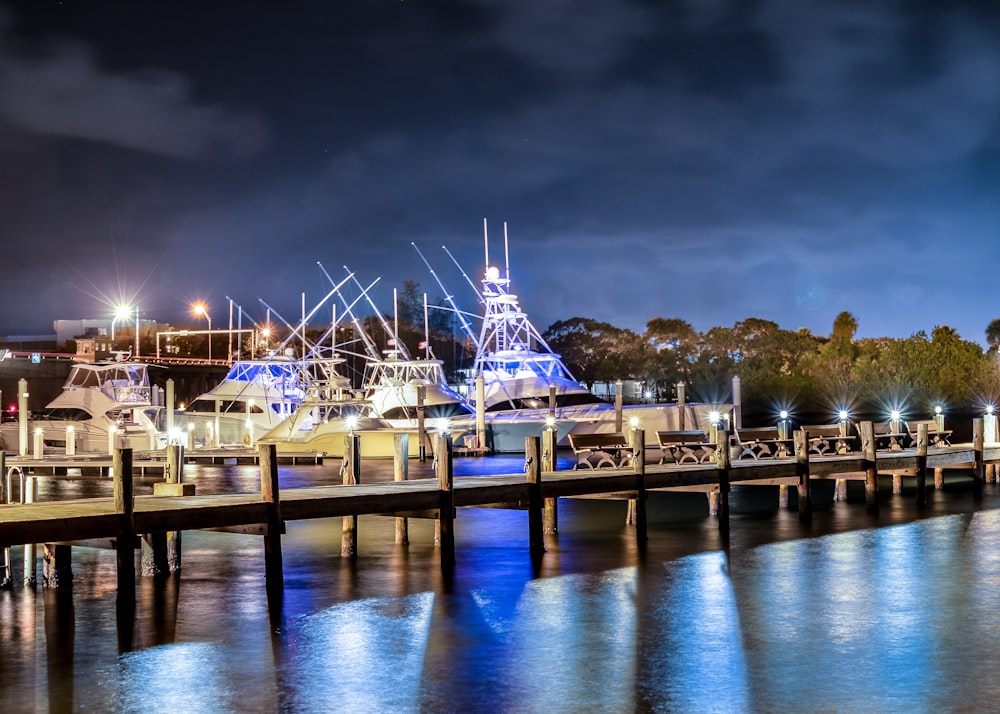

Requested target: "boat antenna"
[
  {"left": 423, "top": 292, "right": 431, "bottom": 359},
  {"left": 504, "top": 221, "right": 511, "bottom": 284},
  {"left": 393, "top": 287, "right": 400, "bottom": 354},
  {"left": 412, "top": 242, "right": 480, "bottom": 350},
  {"left": 484, "top": 217, "right": 490, "bottom": 275}
]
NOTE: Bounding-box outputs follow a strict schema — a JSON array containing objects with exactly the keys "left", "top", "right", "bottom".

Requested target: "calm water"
[{"left": 3, "top": 456, "right": 1000, "bottom": 713}]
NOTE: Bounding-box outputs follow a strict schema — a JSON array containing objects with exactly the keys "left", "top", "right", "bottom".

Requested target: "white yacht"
[
  {"left": 256, "top": 379, "right": 420, "bottom": 459},
  {"left": 174, "top": 350, "right": 340, "bottom": 447},
  {"left": 0, "top": 356, "right": 165, "bottom": 454},
  {"left": 445, "top": 227, "right": 723, "bottom": 451}
]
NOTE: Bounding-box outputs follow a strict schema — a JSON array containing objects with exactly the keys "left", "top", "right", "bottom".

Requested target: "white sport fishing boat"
[
  {"left": 174, "top": 349, "right": 322, "bottom": 447},
  {"left": 256, "top": 374, "right": 420, "bottom": 459},
  {"left": 0, "top": 356, "right": 165, "bottom": 454},
  {"left": 441, "top": 223, "right": 725, "bottom": 451}
]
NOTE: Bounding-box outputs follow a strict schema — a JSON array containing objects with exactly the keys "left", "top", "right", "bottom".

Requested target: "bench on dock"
[
  {"left": 656, "top": 430, "right": 716, "bottom": 464},
  {"left": 567, "top": 432, "right": 633, "bottom": 469},
  {"left": 906, "top": 419, "right": 952, "bottom": 447},
  {"left": 731, "top": 426, "right": 792, "bottom": 460},
  {"left": 873, "top": 422, "right": 908, "bottom": 451},
  {"left": 800, "top": 424, "right": 856, "bottom": 456}
]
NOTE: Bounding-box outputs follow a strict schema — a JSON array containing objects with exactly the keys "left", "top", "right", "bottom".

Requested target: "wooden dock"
[
  {"left": 0, "top": 421, "right": 997, "bottom": 599},
  {"left": 3, "top": 447, "right": 324, "bottom": 476}
]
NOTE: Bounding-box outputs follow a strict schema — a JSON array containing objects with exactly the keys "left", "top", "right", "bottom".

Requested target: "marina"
[
  {"left": 2, "top": 421, "right": 995, "bottom": 593},
  {"left": 2, "top": 426, "right": 1000, "bottom": 711}
]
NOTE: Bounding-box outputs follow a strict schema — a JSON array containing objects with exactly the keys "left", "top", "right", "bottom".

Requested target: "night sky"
[{"left": 1, "top": 1, "right": 999, "bottom": 345}]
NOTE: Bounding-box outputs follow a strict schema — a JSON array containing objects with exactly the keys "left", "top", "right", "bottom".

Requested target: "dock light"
[
  {"left": 708, "top": 410, "right": 721, "bottom": 444},
  {"left": 987, "top": 405, "right": 1000, "bottom": 446},
  {"left": 889, "top": 409, "right": 903, "bottom": 434},
  {"left": 838, "top": 409, "right": 850, "bottom": 437},
  {"left": 545, "top": 415, "right": 556, "bottom": 431},
  {"left": 777, "top": 410, "right": 791, "bottom": 440},
  {"left": 630, "top": 416, "right": 640, "bottom": 429},
  {"left": 345, "top": 415, "right": 359, "bottom": 434},
  {"left": 934, "top": 405, "right": 945, "bottom": 432},
  {"left": 436, "top": 420, "right": 451, "bottom": 435}
]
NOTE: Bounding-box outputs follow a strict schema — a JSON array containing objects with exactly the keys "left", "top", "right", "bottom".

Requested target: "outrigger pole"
[{"left": 412, "top": 242, "right": 480, "bottom": 351}]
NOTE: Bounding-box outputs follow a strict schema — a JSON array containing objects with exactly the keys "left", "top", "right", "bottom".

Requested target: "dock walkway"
[{"left": 0, "top": 420, "right": 996, "bottom": 599}]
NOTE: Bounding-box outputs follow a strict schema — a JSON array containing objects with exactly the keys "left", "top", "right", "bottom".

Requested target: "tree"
[
  {"left": 986, "top": 318, "right": 1000, "bottom": 351},
  {"left": 543, "top": 318, "right": 645, "bottom": 385}
]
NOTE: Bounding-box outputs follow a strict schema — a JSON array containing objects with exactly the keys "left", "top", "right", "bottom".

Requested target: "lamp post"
[
  {"left": 111, "top": 304, "right": 132, "bottom": 348},
  {"left": 134, "top": 304, "right": 140, "bottom": 358},
  {"left": 192, "top": 302, "right": 212, "bottom": 361}
]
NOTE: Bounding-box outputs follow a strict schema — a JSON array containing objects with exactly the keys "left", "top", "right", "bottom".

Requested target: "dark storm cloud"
[
  {"left": 0, "top": 0, "right": 998, "bottom": 344},
  {"left": 0, "top": 10, "right": 266, "bottom": 158}
]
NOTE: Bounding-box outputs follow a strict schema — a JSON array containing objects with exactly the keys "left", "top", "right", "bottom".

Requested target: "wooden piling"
[
  {"left": 259, "top": 443, "right": 283, "bottom": 592},
  {"left": 915, "top": 422, "right": 928, "bottom": 506},
  {"left": 416, "top": 385, "right": 427, "bottom": 462},
  {"left": 716, "top": 429, "right": 731, "bottom": 536},
  {"left": 341, "top": 434, "right": 360, "bottom": 559},
  {"left": 892, "top": 473, "right": 903, "bottom": 494},
  {"left": 860, "top": 421, "right": 879, "bottom": 515},
  {"left": 934, "top": 467, "right": 944, "bottom": 489},
  {"left": 435, "top": 433, "right": 455, "bottom": 570},
  {"left": 973, "top": 418, "right": 984, "bottom": 501},
  {"left": 43, "top": 543, "right": 72, "bottom": 588},
  {"left": 633, "top": 429, "right": 647, "bottom": 552},
  {"left": 0, "top": 452, "right": 9, "bottom": 589},
  {"left": 796, "top": 430, "right": 812, "bottom": 522},
  {"left": 526, "top": 436, "right": 544, "bottom": 557},
  {"left": 165, "top": 444, "right": 185, "bottom": 571},
  {"left": 23, "top": 476, "right": 37, "bottom": 588},
  {"left": 542, "top": 428, "right": 558, "bottom": 534},
  {"left": 394, "top": 433, "right": 409, "bottom": 545},
  {"left": 113, "top": 448, "right": 135, "bottom": 601}
]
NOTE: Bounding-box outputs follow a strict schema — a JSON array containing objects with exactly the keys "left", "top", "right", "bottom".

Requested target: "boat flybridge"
[{"left": 0, "top": 354, "right": 166, "bottom": 455}]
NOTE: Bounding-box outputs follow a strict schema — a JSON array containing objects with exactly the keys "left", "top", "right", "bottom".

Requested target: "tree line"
[{"left": 542, "top": 312, "right": 1000, "bottom": 421}]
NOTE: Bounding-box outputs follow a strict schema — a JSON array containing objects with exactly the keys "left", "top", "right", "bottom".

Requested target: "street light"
[
  {"left": 191, "top": 301, "right": 212, "bottom": 361},
  {"left": 111, "top": 304, "right": 132, "bottom": 346}
]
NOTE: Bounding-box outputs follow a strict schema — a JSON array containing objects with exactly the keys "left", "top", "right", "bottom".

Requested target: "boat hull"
[{"left": 266, "top": 427, "right": 424, "bottom": 459}]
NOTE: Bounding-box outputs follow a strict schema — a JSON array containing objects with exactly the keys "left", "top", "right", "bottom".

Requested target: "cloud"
[{"left": 0, "top": 18, "right": 266, "bottom": 159}]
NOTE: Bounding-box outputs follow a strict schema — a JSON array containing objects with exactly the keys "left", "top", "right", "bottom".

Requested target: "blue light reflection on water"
[{"left": 4, "top": 462, "right": 1000, "bottom": 711}]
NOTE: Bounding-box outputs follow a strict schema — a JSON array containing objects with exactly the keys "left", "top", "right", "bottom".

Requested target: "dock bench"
[
  {"left": 567, "top": 432, "right": 633, "bottom": 469},
  {"left": 732, "top": 426, "right": 792, "bottom": 460},
  {"left": 873, "top": 422, "right": 908, "bottom": 451},
  {"left": 906, "top": 419, "right": 952, "bottom": 447},
  {"left": 801, "top": 424, "right": 856, "bottom": 456},
  {"left": 656, "top": 430, "right": 716, "bottom": 464}
]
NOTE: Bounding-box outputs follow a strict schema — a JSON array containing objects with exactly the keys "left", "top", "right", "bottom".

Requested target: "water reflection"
[{"left": 5, "top": 463, "right": 1000, "bottom": 711}]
